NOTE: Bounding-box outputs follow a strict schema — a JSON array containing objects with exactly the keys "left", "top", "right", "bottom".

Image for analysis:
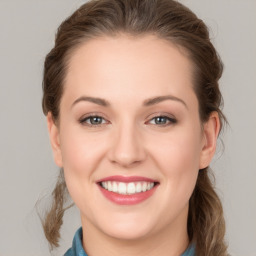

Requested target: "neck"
[{"left": 81, "top": 211, "right": 189, "bottom": 256}]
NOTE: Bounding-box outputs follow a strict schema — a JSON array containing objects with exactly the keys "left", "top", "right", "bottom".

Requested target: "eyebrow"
[
  {"left": 72, "top": 95, "right": 188, "bottom": 109},
  {"left": 72, "top": 96, "right": 110, "bottom": 107},
  {"left": 143, "top": 95, "right": 188, "bottom": 109}
]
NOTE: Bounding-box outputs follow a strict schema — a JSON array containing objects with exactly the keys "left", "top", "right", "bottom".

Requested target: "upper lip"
[{"left": 96, "top": 175, "right": 159, "bottom": 183}]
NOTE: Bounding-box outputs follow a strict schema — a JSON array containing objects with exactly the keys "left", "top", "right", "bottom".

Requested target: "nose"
[{"left": 107, "top": 122, "right": 147, "bottom": 168}]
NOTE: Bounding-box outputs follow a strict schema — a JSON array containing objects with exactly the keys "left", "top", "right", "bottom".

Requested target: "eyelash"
[
  {"left": 79, "top": 114, "right": 108, "bottom": 127},
  {"left": 79, "top": 114, "right": 177, "bottom": 127},
  {"left": 147, "top": 115, "right": 177, "bottom": 126}
]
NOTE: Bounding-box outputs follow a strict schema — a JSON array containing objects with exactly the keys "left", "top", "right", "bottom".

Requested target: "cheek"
[
  {"left": 148, "top": 126, "right": 202, "bottom": 197},
  {"left": 58, "top": 127, "right": 108, "bottom": 198},
  {"left": 59, "top": 127, "right": 109, "bottom": 211},
  {"left": 60, "top": 127, "right": 105, "bottom": 171},
  {"left": 150, "top": 128, "right": 202, "bottom": 172}
]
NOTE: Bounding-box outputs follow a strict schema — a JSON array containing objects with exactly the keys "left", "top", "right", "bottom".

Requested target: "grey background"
[{"left": 0, "top": 0, "right": 255, "bottom": 255}]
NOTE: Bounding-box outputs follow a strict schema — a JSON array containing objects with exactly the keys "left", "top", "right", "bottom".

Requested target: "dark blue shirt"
[{"left": 64, "top": 227, "right": 196, "bottom": 256}]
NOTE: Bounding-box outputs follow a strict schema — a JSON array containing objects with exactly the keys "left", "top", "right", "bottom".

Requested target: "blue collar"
[
  {"left": 64, "top": 228, "right": 87, "bottom": 256},
  {"left": 64, "top": 227, "right": 196, "bottom": 256}
]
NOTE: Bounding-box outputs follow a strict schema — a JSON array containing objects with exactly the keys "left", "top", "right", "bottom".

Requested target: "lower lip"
[{"left": 98, "top": 184, "right": 158, "bottom": 205}]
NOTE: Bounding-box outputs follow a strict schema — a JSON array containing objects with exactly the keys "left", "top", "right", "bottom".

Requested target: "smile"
[
  {"left": 100, "top": 181, "right": 156, "bottom": 195},
  {"left": 97, "top": 176, "right": 159, "bottom": 205}
]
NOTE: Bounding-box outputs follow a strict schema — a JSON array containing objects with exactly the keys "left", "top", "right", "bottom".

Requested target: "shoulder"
[
  {"left": 181, "top": 243, "right": 196, "bottom": 256},
  {"left": 64, "top": 227, "right": 88, "bottom": 256}
]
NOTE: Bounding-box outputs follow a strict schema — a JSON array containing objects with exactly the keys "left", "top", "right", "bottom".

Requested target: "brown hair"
[{"left": 41, "top": 0, "right": 228, "bottom": 255}]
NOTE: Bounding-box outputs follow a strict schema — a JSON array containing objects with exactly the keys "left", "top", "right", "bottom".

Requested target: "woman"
[{"left": 41, "top": 0, "right": 228, "bottom": 255}]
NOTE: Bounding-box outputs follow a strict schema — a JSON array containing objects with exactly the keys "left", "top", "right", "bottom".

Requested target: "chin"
[
  {"left": 104, "top": 226, "right": 152, "bottom": 241},
  {"left": 99, "top": 217, "right": 154, "bottom": 241}
]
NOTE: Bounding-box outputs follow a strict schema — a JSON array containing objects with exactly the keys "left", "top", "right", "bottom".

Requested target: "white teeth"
[
  {"left": 101, "top": 181, "right": 155, "bottom": 195},
  {"left": 142, "top": 182, "right": 147, "bottom": 192},
  {"left": 112, "top": 181, "right": 118, "bottom": 192},
  {"left": 102, "top": 181, "right": 107, "bottom": 189},
  {"left": 127, "top": 182, "right": 136, "bottom": 194},
  {"left": 107, "top": 181, "right": 112, "bottom": 191},
  {"left": 118, "top": 182, "right": 127, "bottom": 194},
  {"left": 136, "top": 182, "right": 142, "bottom": 193}
]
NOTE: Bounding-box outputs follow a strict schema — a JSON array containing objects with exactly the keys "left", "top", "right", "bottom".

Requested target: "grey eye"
[
  {"left": 80, "top": 116, "right": 107, "bottom": 126},
  {"left": 154, "top": 116, "right": 168, "bottom": 124},
  {"left": 149, "top": 116, "right": 177, "bottom": 125},
  {"left": 89, "top": 116, "right": 104, "bottom": 125}
]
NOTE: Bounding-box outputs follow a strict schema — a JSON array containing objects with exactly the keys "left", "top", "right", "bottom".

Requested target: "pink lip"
[
  {"left": 96, "top": 175, "right": 158, "bottom": 183},
  {"left": 96, "top": 175, "right": 159, "bottom": 205}
]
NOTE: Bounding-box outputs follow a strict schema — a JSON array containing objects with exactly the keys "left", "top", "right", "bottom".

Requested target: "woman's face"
[{"left": 48, "top": 34, "right": 218, "bottom": 240}]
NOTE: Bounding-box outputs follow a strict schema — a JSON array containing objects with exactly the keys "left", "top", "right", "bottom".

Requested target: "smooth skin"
[{"left": 47, "top": 34, "right": 220, "bottom": 256}]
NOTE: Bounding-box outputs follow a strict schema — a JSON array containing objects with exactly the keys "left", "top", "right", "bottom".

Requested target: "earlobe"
[
  {"left": 46, "top": 113, "right": 63, "bottom": 167},
  {"left": 199, "top": 112, "right": 220, "bottom": 169}
]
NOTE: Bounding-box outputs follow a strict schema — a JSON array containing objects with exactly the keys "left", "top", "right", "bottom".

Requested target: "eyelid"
[
  {"left": 145, "top": 112, "right": 177, "bottom": 125},
  {"left": 79, "top": 113, "right": 110, "bottom": 126},
  {"left": 146, "top": 112, "right": 176, "bottom": 120},
  {"left": 78, "top": 112, "right": 177, "bottom": 127}
]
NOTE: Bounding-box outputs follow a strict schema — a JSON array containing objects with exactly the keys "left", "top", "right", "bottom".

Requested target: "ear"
[
  {"left": 46, "top": 112, "right": 63, "bottom": 167},
  {"left": 199, "top": 111, "right": 220, "bottom": 169}
]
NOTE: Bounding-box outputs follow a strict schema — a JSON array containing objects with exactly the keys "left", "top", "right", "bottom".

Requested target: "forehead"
[{"left": 63, "top": 34, "right": 196, "bottom": 106}]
